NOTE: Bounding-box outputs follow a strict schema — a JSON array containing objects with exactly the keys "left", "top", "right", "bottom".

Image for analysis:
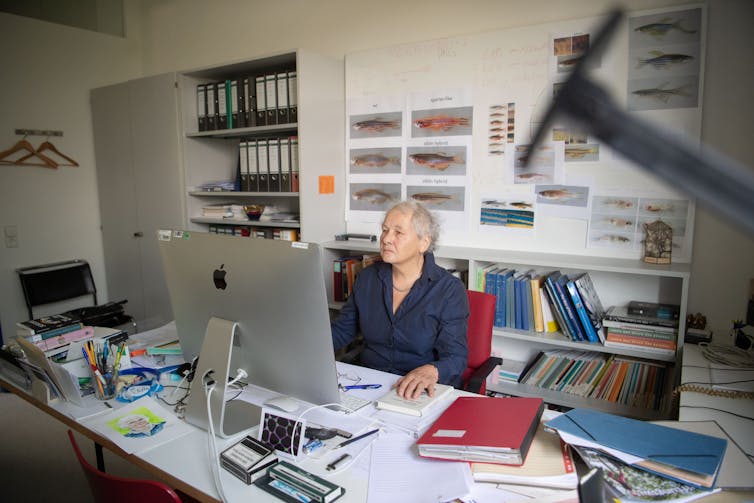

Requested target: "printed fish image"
[
  {"left": 410, "top": 192, "right": 453, "bottom": 204},
  {"left": 565, "top": 146, "right": 599, "bottom": 159},
  {"left": 595, "top": 234, "right": 631, "bottom": 244},
  {"left": 509, "top": 201, "right": 533, "bottom": 209},
  {"left": 489, "top": 134, "right": 505, "bottom": 142},
  {"left": 644, "top": 203, "right": 674, "bottom": 212},
  {"left": 489, "top": 105, "right": 505, "bottom": 110},
  {"left": 351, "top": 154, "right": 400, "bottom": 168},
  {"left": 414, "top": 115, "right": 470, "bottom": 131},
  {"left": 489, "top": 120, "right": 504, "bottom": 126},
  {"left": 352, "top": 188, "right": 394, "bottom": 204},
  {"left": 637, "top": 51, "right": 694, "bottom": 69},
  {"left": 632, "top": 83, "right": 690, "bottom": 103},
  {"left": 635, "top": 17, "right": 697, "bottom": 37},
  {"left": 603, "top": 198, "right": 635, "bottom": 209},
  {"left": 605, "top": 217, "right": 633, "bottom": 228},
  {"left": 352, "top": 118, "right": 400, "bottom": 133},
  {"left": 538, "top": 189, "right": 578, "bottom": 201},
  {"left": 408, "top": 153, "right": 464, "bottom": 171},
  {"left": 515, "top": 172, "right": 549, "bottom": 182},
  {"left": 558, "top": 56, "right": 583, "bottom": 69}
]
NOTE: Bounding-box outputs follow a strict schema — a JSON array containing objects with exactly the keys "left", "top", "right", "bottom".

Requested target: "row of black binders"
[
  {"left": 240, "top": 136, "right": 299, "bottom": 193},
  {"left": 196, "top": 70, "right": 297, "bottom": 131}
]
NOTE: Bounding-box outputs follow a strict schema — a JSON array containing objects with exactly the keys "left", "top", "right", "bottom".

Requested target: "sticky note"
[{"left": 319, "top": 176, "right": 335, "bottom": 194}]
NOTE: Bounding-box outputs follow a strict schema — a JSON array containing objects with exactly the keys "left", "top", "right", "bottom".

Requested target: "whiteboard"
[{"left": 344, "top": 5, "right": 705, "bottom": 262}]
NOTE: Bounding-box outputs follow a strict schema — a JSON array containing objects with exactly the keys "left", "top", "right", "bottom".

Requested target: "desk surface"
[{"left": 4, "top": 339, "right": 754, "bottom": 502}]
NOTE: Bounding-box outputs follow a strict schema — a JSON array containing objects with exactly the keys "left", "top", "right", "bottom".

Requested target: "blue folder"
[{"left": 545, "top": 408, "right": 727, "bottom": 488}]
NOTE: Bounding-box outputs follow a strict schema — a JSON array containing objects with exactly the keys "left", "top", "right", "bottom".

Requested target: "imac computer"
[{"left": 157, "top": 230, "right": 341, "bottom": 437}]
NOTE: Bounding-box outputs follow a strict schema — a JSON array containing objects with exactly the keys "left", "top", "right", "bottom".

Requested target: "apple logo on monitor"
[{"left": 213, "top": 264, "right": 227, "bottom": 290}]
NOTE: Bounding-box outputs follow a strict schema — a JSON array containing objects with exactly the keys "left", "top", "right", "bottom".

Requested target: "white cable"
[
  {"left": 203, "top": 373, "right": 229, "bottom": 503},
  {"left": 227, "top": 368, "right": 248, "bottom": 387}
]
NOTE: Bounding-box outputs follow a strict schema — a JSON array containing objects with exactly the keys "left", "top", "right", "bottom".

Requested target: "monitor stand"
[{"left": 184, "top": 316, "right": 261, "bottom": 438}]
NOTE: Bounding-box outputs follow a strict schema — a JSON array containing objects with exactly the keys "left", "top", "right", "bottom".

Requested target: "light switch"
[{"left": 4, "top": 225, "right": 18, "bottom": 248}]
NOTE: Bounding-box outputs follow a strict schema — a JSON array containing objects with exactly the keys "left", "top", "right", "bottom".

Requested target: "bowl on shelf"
[{"left": 244, "top": 204, "right": 265, "bottom": 221}]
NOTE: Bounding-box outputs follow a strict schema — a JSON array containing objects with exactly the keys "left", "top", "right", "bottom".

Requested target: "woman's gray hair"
[{"left": 384, "top": 200, "right": 440, "bottom": 252}]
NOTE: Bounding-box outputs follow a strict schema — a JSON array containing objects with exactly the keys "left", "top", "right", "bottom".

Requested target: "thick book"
[
  {"left": 555, "top": 274, "right": 587, "bottom": 341},
  {"left": 545, "top": 408, "right": 727, "bottom": 489},
  {"left": 627, "top": 300, "right": 680, "bottom": 320},
  {"left": 530, "top": 274, "right": 545, "bottom": 332},
  {"left": 604, "top": 305, "right": 678, "bottom": 330},
  {"left": 417, "top": 396, "right": 544, "bottom": 465},
  {"left": 471, "top": 421, "right": 577, "bottom": 489},
  {"left": 542, "top": 272, "right": 573, "bottom": 340},
  {"left": 375, "top": 383, "right": 454, "bottom": 417}
]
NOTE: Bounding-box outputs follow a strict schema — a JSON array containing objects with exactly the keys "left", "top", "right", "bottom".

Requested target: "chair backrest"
[
  {"left": 17, "top": 260, "right": 97, "bottom": 320},
  {"left": 462, "top": 290, "right": 496, "bottom": 394},
  {"left": 67, "top": 430, "right": 182, "bottom": 503}
]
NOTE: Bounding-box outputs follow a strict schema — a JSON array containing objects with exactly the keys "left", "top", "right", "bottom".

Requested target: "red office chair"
[
  {"left": 462, "top": 290, "right": 502, "bottom": 394},
  {"left": 67, "top": 430, "right": 183, "bottom": 503}
]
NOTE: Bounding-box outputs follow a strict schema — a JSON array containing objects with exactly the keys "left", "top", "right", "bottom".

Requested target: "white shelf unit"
[
  {"left": 177, "top": 50, "right": 344, "bottom": 243},
  {"left": 321, "top": 241, "right": 689, "bottom": 420}
]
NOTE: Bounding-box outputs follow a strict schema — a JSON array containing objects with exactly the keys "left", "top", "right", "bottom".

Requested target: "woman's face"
[{"left": 380, "top": 209, "right": 429, "bottom": 266}]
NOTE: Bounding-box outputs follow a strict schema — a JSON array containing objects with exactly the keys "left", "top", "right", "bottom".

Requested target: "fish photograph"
[
  {"left": 629, "top": 8, "right": 701, "bottom": 47},
  {"left": 535, "top": 185, "right": 589, "bottom": 207},
  {"left": 349, "top": 111, "right": 402, "bottom": 139},
  {"left": 589, "top": 231, "right": 634, "bottom": 249},
  {"left": 349, "top": 183, "right": 400, "bottom": 211},
  {"left": 590, "top": 214, "right": 637, "bottom": 233},
  {"left": 411, "top": 106, "right": 473, "bottom": 138},
  {"left": 349, "top": 147, "right": 402, "bottom": 174},
  {"left": 406, "top": 186, "right": 464, "bottom": 211},
  {"left": 627, "top": 76, "right": 698, "bottom": 111},
  {"left": 564, "top": 144, "right": 599, "bottom": 162},
  {"left": 407, "top": 146, "right": 467, "bottom": 175},
  {"left": 638, "top": 197, "right": 689, "bottom": 219},
  {"left": 514, "top": 144, "right": 554, "bottom": 169},
  {"left": 636, "top": 50, "right": 694, "bottom": 70},
  {"left": 593, "top": 195, "right": 638, "bottom": 214}
]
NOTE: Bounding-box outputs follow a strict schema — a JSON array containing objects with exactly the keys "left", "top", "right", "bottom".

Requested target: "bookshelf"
[
  {"left": 321, "top": 240, "right": 689, "bottom": 420},
  {"left": 177, "top": 50, "right": 344, "bottom": 243}
]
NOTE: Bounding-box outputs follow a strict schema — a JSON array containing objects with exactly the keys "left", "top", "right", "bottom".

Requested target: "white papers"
[
  {"left": 80, "top": 396, "right": 193, "bottom": 454},
  {"left": 367, "top": 432, "right": 473, "bottom": 503}
]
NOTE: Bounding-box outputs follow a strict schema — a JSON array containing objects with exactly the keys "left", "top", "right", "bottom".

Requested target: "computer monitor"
[{"left": 157, "top": 230, "right": 341, "bottom": 437}]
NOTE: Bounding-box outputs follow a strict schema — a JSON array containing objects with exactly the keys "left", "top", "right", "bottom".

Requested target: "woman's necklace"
[{"left": 392, "top": 273, "right": 421, "bottom": 293}]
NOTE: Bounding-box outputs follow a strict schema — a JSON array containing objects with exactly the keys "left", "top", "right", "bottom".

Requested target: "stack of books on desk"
[
  {"left": 603, "top": 305, "right": 678, "bottom": 356},
  {"left": 16, "top": 314, "right": 96, "bottom": 360}
]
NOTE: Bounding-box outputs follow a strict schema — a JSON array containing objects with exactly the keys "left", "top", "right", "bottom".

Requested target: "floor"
[{"left": 0, "top": 392, "right": 158, "bottom": 503}]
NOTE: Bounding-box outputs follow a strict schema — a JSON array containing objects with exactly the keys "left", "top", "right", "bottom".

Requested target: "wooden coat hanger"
[
  {"left": 0, "top": 138, "right": 58, "bottom": 168},
  {"left": 16, "top": 140, "right": 79, "bottom": 167}
]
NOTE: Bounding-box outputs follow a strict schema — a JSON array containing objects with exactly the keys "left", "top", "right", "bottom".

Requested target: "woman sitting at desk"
[{"left": 331, "top": 201, "right": 469, "bottom": 399}]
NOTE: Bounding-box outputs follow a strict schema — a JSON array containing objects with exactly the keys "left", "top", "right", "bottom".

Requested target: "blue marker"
[{"left": 342, "top": 383, "right": 382, "bottom": 390}]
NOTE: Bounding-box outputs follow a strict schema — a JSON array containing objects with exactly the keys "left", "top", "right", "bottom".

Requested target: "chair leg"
[{"left": 95, "top": 442, "right": 106, "bottom": 472}]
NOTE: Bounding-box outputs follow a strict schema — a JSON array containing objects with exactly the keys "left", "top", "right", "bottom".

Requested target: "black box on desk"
[
  {"left": 685, "top": 327, "right": 713, "bottom": 345},
  {"left": 220, "top": 435, "right": 278, "bottom": 484}
]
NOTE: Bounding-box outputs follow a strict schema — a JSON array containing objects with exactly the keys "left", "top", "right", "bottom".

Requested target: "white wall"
[
  {"left": 0, "top": 8, "right": 142, "bottom": 339},
  {"left": 1, "top": 0, "right": 752, "bottom": 342}
]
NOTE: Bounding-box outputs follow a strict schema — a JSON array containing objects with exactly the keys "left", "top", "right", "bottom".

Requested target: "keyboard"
[{"left": 339, "top": 391, "right": 371, "bottom": 412}]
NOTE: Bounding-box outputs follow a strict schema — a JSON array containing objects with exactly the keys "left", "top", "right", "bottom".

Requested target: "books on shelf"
[
  {"left": 604, "top": 305, "right": 679, "bottom": 330},
  {"left": 498, "top": 358, "right": 528, "bottom": 383},
  {"left": 332, "top": 253, "right": 381, "bottom": 302},
  {"left": 471, "top": 420, "right": 577, "bottom": 489},
  {"left": 627, "top": 300, "right": 680, "bottom": 320},
  {"left": 375, "top": 382, "right": 454, "bottom": 417},
  {"left": 545, "top": 408, "right": 727, "bottom": 489},
  {"left": 417, "top": 396, "right": 544, "bottom": 465}
]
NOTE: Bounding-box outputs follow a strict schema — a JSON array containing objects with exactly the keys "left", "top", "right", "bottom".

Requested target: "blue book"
[
  {"left": 513, "top": 274, "right": 522, "bottom": 329},
  {"left": 554, "top": 274, "right": 587, "bottom": 341},
  {"left": 565, "top": 279, "right": 600, "bottom": 343},
  {"left": 543, "top": 272, "right": 576, "bottom": 340},
  {"left": 494, "top": 268, "right": 513, "bottom": 328},
  {"left": 545, "top": 408, "right": 727, "bottom": 489},
  {"left": 505, "top": 272, "right": 516, "bottom": 328},
  {"left": 524, "top": 274, "right": 535, "bottom": 331}
]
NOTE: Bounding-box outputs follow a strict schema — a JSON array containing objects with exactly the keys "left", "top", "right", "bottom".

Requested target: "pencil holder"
[{"left": 89, "top": 365, "right": 116, "bottom": 400}]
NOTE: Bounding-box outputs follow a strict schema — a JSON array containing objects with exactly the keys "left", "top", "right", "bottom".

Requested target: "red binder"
[{"left": 417, "top": 396, "right": 544, "bottom": 465}]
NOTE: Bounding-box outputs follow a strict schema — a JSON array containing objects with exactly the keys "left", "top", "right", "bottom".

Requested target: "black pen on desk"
[
  {"left": 326, "top": 453, "right": 351, "bottom": 471},
  {"left": 333, "top": 428, "right": 379, "bottom": 449}
]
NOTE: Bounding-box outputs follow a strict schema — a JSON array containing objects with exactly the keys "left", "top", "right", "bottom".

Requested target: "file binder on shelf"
[
  {"left": 257, "top": 139, "right": 269, "bottom": 192},
  {"left": 280, "top": 137, "right": 292, "bottom": 192},
  {"left": 217, "top": 81, "right": 228, "bottom": 130},
  {"left": 197, "top": 84, "right": 207, "bottom": 131},
  {"left": 255, "top": 76, "right": 267, "bottom": 126},
  {"left": 290, "top": 136, "right": 299, "bottom": 192},
  {"left": 276, "top": 72, "right": 289, "bottom": 124},
  {"left": 237, "top": 78, "right": 248, "bottom": 128},
  {"left": 248, "top": 139, "right": 259, "bottom": 192},
  {"left": 206, "top": 82, "right": 217, "bottom": 130},
  {"left": 228, "top": 80, "right": 238, "bottom": 129},
  {"left": 268, "top": 138, "right": 281, "bottom": 192},
  {"left": 239, "top": 141, "right": 249, "bottom": 191},
  {"left": 265, "top": 73, "right": 278, "bottom": 125},
  {"left": 288, "top": 71, "right": 298, "bottom": 123}
]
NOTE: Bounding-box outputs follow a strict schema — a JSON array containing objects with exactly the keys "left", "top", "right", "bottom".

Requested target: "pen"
[
  {"left": 326, "top": 453, "right": 351, "bottom": 471},
  {"left": 342, "top": 383, "right": 382, "bottom": 390},
  {"left": 333, "top": 428, "right": 379, "bottom": 449}
]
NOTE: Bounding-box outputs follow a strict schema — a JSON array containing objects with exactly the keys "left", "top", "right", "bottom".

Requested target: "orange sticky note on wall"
[{"left": 319, "top": 176, "right": 335, "bottom": 194}]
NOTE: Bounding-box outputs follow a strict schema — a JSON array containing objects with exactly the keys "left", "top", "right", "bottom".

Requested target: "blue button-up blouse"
[{"left": 331, "top": 252, "right": 469, "bottom": 387}]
